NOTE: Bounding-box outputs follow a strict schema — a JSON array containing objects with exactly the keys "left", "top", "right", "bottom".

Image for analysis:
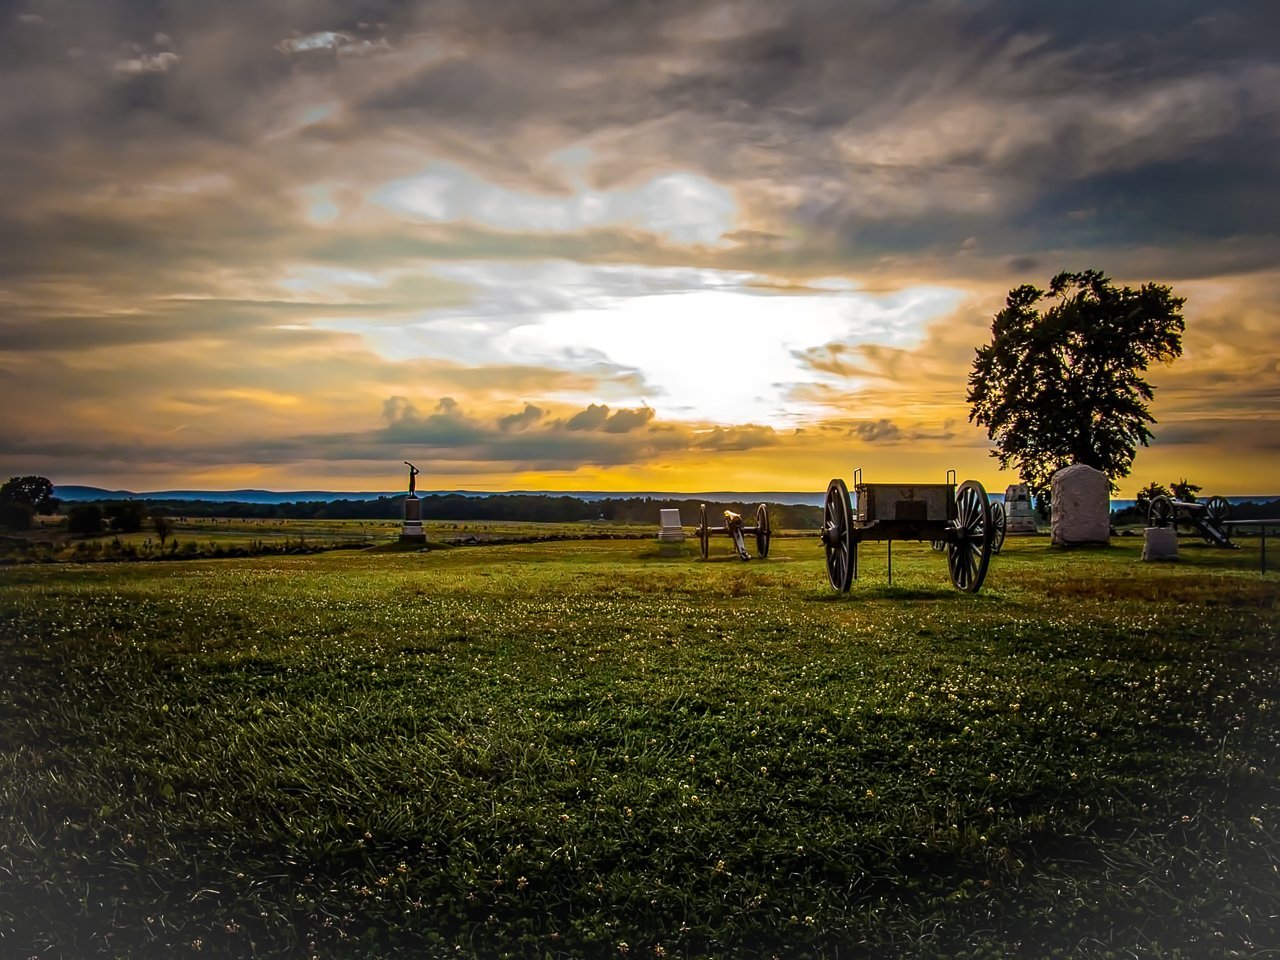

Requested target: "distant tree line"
[{"left": 65, "top": 494, "right": 823, "bottom": 529}]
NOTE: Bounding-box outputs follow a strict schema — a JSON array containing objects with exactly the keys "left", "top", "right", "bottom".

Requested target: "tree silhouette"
[
  {"left": 968, "top": 270, "right": 1184, "bottom": 503},
  {"left": 1135, "top": 481, "right": 1173, "bottom": 511},
  {"left": 152, "top": 513, "right": 175, "bottom": 547},
  {"left": 0, "top": 475, "right": 58, "bottom": 514},
  {"left": 1170, "top": 478, "right": 1202, "bottom": 502},
  {"left": 67, "top": 504, "right": 105, "bottom": 536}
]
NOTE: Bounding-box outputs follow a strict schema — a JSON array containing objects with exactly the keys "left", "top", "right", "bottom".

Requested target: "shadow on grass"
[
  {"left": 364, "top": 540, "right": 453, "bottom": 553},
  {"left": 805, "top": 584, "right": 981, "bottom": 602}
]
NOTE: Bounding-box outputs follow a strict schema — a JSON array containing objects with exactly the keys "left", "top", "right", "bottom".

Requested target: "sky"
[{"left": 1, "top": 0, "right": 1278, "bottom": 496}]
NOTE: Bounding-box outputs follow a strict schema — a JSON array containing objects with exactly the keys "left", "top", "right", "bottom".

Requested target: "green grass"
[{"left": 1, "top": 537, "right": 1277, "bottom": 958}]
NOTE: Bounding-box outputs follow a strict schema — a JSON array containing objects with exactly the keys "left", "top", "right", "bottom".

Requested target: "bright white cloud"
[
  {"left": 306, "top": 262, "right": 963, "bottom": 426},
  {"left": 374, "top": 164, "right": 737, "bottom": 245},
  {"left": 113, "top": 51, "right": 180, "bottom": 75}
]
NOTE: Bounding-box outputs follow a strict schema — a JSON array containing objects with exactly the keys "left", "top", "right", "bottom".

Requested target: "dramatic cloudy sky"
[{"left": 2, "top": 0, "right": 1278, "bottom": 494}]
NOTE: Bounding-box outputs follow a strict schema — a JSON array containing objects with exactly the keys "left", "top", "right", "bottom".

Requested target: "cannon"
[
  {"left": 697, "top": 503, "right": 771, "bottom": 560},
  {"left": 1147, "top": 495, "right": 1236, "bottom": 548},
  {"left": 822, "top": 469, "right": 995, "bottom": 592}
]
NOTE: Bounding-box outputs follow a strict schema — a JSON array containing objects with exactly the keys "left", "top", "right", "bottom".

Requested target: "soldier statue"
[{"left": 404, "top": 461, "right": 419, "bottom": 495}]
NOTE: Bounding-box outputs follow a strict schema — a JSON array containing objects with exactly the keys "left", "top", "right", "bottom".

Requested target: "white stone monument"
[
  {"left": 1051, "top": 464, "right": 1110, "bottom": 545},
  {"left": 657, "top": 508, "right": 685, "bottom": 542},
  {"left": 1003, "top": 483, "right": 1038, "bottom": 534},
  {"left": 1141, "top": 526, "right": 1178, "bottom": 561}
]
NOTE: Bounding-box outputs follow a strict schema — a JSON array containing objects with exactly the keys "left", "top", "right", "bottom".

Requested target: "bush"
[
  {"left": 0, "top": 501, "right": 34, "bottom": 531},
  {"left": 67, "top": 504, "right": 106, "bottom": 536},
  {"left": 104, "top": 500, "right": 147, "bottom": 533}
]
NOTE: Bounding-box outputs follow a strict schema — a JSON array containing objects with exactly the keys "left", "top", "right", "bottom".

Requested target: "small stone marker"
[
  {"left": 1141, "top": 526, "right": 1178, "bottom": 561},
  {"left": 1003, "top": 483, "right": 1038, "bottom": 534},
  {"left": 1051, "top": 464, "right": 1110, "bottom": 545},
  {"left": 657, "top": 508, "right": 685, "bottom": 542}
]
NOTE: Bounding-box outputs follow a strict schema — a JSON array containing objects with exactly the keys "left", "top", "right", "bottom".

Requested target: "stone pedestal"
[
  {"left": 1003, "top": 483, "right": 1038, "bottom": 534},
  {"left": 657, "top": 508, "right": 685, "bottom": 542},
  {"left": 400, "top": 495, "right": 426, "bottom": 543},
  {"left": 1142, "top": 526, "right": 1179, "bottom": 561},
  {"left": 656, "top": 508, "right": 686, "bottom": 555},
  {"left": 1051, "top": 464, "right": 1110, "bottom": 545}
]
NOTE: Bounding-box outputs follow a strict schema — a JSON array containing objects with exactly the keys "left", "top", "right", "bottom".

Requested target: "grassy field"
[
  {"left": 12, "top": 517, "right": 662, "bottom": 558},
  {"left": 1, "top": 535, "right": 1277, "bottom": 958}
]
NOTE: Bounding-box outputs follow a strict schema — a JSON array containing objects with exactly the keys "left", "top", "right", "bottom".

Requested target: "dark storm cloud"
[
  {"left": 497, "top": 403, "right": 544, "bottom": 432},
  {"left": 694, "top": 425, "right": 778, "bottom": 453},
  {"left": 0, "top": 395, "right": 689, "bottom": 473},
  {"left": 565, "top": 403, "right": 610, "bottom": 432},
  {"left": 4, "top": 0, "right": 1278, "bottom": 296},
  {"left": 563, "top": 403, "right": 655, "bottom": 434}
]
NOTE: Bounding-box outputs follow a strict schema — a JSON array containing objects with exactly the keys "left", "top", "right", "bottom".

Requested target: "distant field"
[
  {"left": 1, "top": 538, "right": 1277, "bottom": 958},
  {"left": 11, "top": 517, "right": 665, "bottom": 560}
]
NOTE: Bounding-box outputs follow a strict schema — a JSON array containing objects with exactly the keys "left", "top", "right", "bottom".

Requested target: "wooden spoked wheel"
[
  {"left": 1203, "top": 495, "right": 1231, "bottom": 544},
  {"left": 698, "top": 503, "right": 710, "bottom": 559},
  {"left": 822, "top": 478, "right": 854, "bottom": 592},
  {"left": 946, "top": 480, "right": 992, "bottom": 593},
  {"left": 1204, "top": 496, "right": 1230, "bottom": 525},
  {"left": 930, "top": 540, "right": 945, "bottom": 552},
  {"left": 1148, "top": 495, "right": 1173, "bottom": 528},
  {"left": 755, "top": 503, "right": 771, "bottom": 558},
  {"left": 990, "top": 500, "right": 1007, "bottom": 554}
]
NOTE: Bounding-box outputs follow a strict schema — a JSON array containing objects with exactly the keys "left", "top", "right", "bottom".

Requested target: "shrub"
[
  {"left": 0, "top": 501, "right": 34, "bottom": 531},
  {"left": 67, "top": 504, "right": 106, "bottom": 536}
]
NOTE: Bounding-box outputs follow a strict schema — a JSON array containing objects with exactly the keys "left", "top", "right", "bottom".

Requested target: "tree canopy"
[
  {"left": 0, "top": 475, "right": 58, "bottom": 514},
  {"left": 967, "top": 270, "right": 1185, "bottom": 501}
]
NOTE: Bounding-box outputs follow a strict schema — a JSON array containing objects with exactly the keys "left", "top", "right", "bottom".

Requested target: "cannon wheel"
[
  {"left": 698, "top": 503, "right": 710, "bottom": 559},
  {"left": 990, "top": 500, "right": 1007, "bottom": 554},
  {"left": 1148, "top": 495, "right": 1173, "bottom": 528},
  {"left": 822, "top": 478, "right": 854, "bottom": 592},
  {"left": 1203, "top": 495, "right": 1232, "bottom": 544},
  {"left": 755, "top": 503, "right": 771, "bottom": 558},
  {"left": 947, "top": 480, "right": 993, "bottom": 593},
  {"left": 930, "top": 540, "right": 945, "bottom": 552},
  {"left": 1204, "top": 495, "right": 1230, "bottom": 526}
]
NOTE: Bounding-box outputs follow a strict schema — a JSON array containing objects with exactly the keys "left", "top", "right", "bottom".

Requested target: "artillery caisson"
[
  {"left": 697, "top": 503, "right": 771, "bottom": 561},
  {"left": 822, "top": 469, "right": 995, "bottom": 592}
]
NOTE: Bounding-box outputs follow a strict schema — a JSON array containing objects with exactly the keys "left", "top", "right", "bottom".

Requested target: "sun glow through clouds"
[{"left": 309, "top": 262, "right": 966, "bottom": 427}]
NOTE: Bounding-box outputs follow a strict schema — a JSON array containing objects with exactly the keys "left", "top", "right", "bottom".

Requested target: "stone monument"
[
  {"left": 1002, "top": 483, "right": 1038, "bottom": 534},
  {"left": 400, "top": 461, "right": 425, "bottom": 544},
  {"left": 657, "top": 509, "right": 685, "bottom": 542},
  {"left": 1141, "top": 526, "right": 1178, "bottom": 561},
  {"left": 1051, "top": 464, "right": 1110, "bottom": 545}
]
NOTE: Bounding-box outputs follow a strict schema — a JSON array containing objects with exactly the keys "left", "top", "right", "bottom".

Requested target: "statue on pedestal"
[{"left": 400, "top": 461, "right": 425, "bottom": 542}]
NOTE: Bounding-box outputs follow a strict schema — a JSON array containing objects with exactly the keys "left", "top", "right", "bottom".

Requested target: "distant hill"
[
  {"left": 58, "top": 486, "right": 431, "bottom": 504},
  {"left": 54, "top": 486, "right": 833, "bottom": 506},
  {"left": 54, "top": 486, "right": 1280, "bottom": 510}
]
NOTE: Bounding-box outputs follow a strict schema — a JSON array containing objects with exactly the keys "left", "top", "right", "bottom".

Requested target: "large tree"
[
  {"left": 0, "top": 475, "right": 58, "bottom": 514},
  {"left": 967, "top": 270, "right": 1185, "bottom": 502}
]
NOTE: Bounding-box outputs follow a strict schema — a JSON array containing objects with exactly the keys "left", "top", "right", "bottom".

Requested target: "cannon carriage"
[
  {"left": 696, "top": 503, "right": 771, "bottom": 561},
  {"left": 1147, "top": 495, "right": 1235, "bottom": 548},
  {"left": 821, "top": 469, "right": 996, "bottom": 592}
]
